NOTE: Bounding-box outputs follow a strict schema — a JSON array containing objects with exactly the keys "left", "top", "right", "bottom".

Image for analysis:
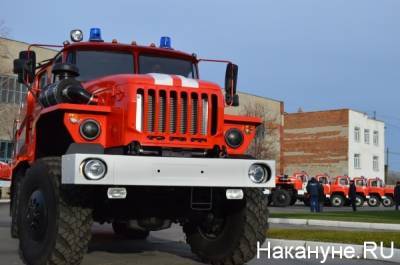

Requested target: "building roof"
[
  {"left": 0, "top": 37, "right": 59, "bottom": 52},
  {"left": 285, "top": 108, "right": 384, "bottom": 124},
  {"left": 238, "top": 90, "right": 283, "bottom": 104}
]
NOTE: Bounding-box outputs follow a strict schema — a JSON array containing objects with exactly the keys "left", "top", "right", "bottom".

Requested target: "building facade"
[
  {"left": 283, "top": 109, "right": 385, "bottom": 179},
  {"left": 0, "top": 37, "right": 57, "bottom": 162}
]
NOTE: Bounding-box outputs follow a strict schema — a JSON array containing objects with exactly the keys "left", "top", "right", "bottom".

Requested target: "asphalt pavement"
[{"left": 0, "top": 203, "right": 392, "bottom": 265}]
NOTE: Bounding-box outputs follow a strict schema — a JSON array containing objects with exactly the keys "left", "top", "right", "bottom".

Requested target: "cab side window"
[{"left": 39, "top": 72, "right": 48, "bottom": 89}]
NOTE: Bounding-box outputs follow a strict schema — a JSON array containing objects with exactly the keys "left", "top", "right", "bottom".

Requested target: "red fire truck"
[
  {"left": 7, "top": 28, "right": 275, "bottom": 265},
  {"left": 270, "top": 171, "right": 309, "bottom": 207},
  {"left": 366, "top": 177, "right": 394, "bottom": 207}
]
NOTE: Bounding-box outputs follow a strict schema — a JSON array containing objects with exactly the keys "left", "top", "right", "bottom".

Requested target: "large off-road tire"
[
  {"left": 112, "top": 221, "right": 150, "bottom": 240},
  {"left": 17, "top": 157, "right": 93, "bottom": 265},
  {"left": 355, "top": 195, "right": 365, "bottom": 207},
  {"left": 272, "top": 189, "right": 292, "bottom": 207},
  {"left": 183, "top": 188, "right": 268, "bottom": 265},
  {"left": 367, "top": 195, "right": 381, "bottom": 207},
  {"left": 382, "top": 196, "right": 394, "bottom": 207},
  {"left": 330, "top": 194, "right": 345, "bottom": 207}
]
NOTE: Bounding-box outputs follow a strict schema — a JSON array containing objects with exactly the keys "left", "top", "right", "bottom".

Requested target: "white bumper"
[
  {"left": 61, "top": 154, "right": 275, "bottom": 188},
  {"left": 297, "top": 189, "right": 305, "bottom": 196}
]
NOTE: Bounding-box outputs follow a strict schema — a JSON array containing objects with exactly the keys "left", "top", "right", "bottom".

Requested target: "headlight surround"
[
  {"left": 225, "top": 128, "right": 244, "bottom": 148},
  {"left": 248, "top": 164, "right": 267, "bottom": 183},
  {"left": 82, "top": 159, "right": 107, "bottom": 180},
  {"left": 80, "top": 119, "right": 101, "bottom": 141}
]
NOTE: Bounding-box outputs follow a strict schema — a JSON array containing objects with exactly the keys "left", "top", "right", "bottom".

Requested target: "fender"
[{"left": 223, "top": 114, "right": 262, "bottom": 155}]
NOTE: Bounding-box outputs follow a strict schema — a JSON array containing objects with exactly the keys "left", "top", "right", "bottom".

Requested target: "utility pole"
[
  {"left": 373, "top": 111, "right": 376, "bottom": 120},
  {"left": 385, "top": 147, "right": 389, "bottom": 183}
]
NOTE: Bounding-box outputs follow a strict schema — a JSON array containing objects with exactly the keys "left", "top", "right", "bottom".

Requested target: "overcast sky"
[{"left": 2, "top": 0, "right": 400, "bottom": 170}]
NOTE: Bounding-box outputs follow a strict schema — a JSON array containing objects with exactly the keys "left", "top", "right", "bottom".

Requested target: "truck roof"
[{"left": 62, "top": 41, "right": 197, "bottom": 62}]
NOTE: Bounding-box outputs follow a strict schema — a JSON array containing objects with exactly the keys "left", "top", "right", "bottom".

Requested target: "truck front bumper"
[{"left": 62, "top": 154, "right": 275, "bottom": 188}]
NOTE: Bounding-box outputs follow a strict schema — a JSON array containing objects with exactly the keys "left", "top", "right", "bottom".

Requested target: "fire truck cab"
[{"left": 9, "top": 29, "right": 275, "bottom": 265}]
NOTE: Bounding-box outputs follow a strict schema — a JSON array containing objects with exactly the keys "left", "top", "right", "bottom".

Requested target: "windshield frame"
[
  {"left": 63, "top": 44, "right": 200, "bottom": 82},
  {"left": 138, "top": 53, "right": 198, "bottom": 79}
]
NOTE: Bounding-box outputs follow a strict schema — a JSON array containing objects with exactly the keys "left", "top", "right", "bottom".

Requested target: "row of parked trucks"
[{"left": 268, "top": 172, "right": 395, "bottom": 208}]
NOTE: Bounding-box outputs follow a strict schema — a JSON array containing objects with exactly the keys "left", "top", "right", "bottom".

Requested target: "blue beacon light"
[
  {"left": 89, "top": 28, "right": 103, "bottom": 42},
  {"left": 160, "top": 36, "right": 172, "bottom": 49}
]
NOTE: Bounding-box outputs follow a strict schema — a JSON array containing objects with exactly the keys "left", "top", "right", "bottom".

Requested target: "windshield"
[
  {"left": 67, "top": 50, "right": 134, "bottom": 81},
  {"left": 139, "top": 55, "right": 197, "bottom": 78},
  {"left": 339, "top": 178, "right": 349, "bottom": 186}
]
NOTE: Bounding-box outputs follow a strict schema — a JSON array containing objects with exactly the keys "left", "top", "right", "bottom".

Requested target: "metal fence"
[{"left": 0, "top": 75, "right": 28, "bottom": 105}]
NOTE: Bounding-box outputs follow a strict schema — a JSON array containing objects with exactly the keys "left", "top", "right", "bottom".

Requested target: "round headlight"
[
  {"left": 82, "top": 159, "right": 107, "bottom": 180},
  {"left": 225, "top": 128, "right": 244, "bottom": 148},
  {"left": 248, "top": 164, "right": 267, "bottom": 183},
  {"left": 70, "top": 29, "right": 83, "bottom": 42},
  {"left": 80, "top": 119, "right": 101, "bottom": 140}
]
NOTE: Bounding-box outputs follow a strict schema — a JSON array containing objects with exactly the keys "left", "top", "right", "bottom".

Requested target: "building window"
[
  {"left": 354, "top": 154, "right": 361, "bottom": 169},
  {"left": 354, "top": 127, "right": 360, "bottom": 142},
  {"left": 0, "top": 140, "right": 13, "bottom": 163},
  {"left": 364, "top": 129, "right": 370, "bottom": 144},
  {"left": 373, "top": 156, "right": 379, "bottom": 171},
  {"left": 0, "top": 75, "right": 28, "bottom": 105},
  {"left": 373, "top": 131, "right": 379, "bottom": 146}
]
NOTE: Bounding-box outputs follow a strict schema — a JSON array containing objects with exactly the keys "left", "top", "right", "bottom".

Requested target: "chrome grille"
[{"left": 137, "top": 88, "right": 218, "bottom": 139}]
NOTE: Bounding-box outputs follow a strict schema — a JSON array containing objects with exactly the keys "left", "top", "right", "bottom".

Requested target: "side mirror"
[
  {"left": 225, "top": 63, "right": 239, "bottom": 106},
  {"left": 13, "top": 50, "right": 36, "bottom": 84}
]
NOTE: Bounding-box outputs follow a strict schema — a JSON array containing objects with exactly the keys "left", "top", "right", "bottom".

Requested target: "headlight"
[
  {"left": 70, "top": 29, "right": 83, "bottom": 42},
  {"left": 80, "top": 119, "right": 101, "bottom": 140},
  {"left": 225, "top": 128, "right": 244, "bottom": 148},
  {"left": 248, "top": 164, "right": 267, "bottom": 183},
  {"left": 82, "top": 159, "right": 107, "bottom": 180}
]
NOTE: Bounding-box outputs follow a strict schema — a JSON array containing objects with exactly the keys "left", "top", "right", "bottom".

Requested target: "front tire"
[
  {"left": 330, "top": 194, "right": 345, "bottom": 207},
  {"left": 355, "top": 195, "right": 365, "bottom": 207},
  {"left": 17, "top": 157, "right": 93, "bottom": 265},
  {"left": 272, "top": 189, "right": 292, "bottom": 207},
  {"left": 368, "top": 195, "right": 381, "bottom": 207},
  {"left": 382, "top": 196, "right": 394, "bottom": 207},
  {"left": 183, "top": 188, "right": 268, "bottom": 265}
]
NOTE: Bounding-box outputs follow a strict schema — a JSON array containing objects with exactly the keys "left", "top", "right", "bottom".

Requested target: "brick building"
[{"left": 283, "top": 109, "right": 385, "bottom": 179}]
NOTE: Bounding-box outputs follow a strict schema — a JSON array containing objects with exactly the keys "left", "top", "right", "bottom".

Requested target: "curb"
[
  {"left": 264, "top": 239, "right": 400, "bottom": 263},
  {"left": 269, "top": 218, "right": 400, "bottom": 231}
]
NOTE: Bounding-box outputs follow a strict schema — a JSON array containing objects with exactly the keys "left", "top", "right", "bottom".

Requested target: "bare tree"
[
  {"left": 0, "top": 20, "right": 10, "bottom": 37},
  {"left": 0, "top": 20, "right": 12, "bottom": 73},
  {"left": 241, "top": 103, "right": 280, "bottom": 160}
]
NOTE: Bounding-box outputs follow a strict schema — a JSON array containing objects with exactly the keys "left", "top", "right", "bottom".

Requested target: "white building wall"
[{"left": 348, "top": 110, "right": 385, "bottom": 179}]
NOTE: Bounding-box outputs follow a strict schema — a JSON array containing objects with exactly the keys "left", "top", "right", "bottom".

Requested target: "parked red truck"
[
  {"left": 7, "top": 28, "right": 275, "bottom": 265},
  {"left": 270, "top": 171, "right": 308, "bottom": 207},
  {"left": 366, "top": 177, "right": 394, "bottom": 207}
]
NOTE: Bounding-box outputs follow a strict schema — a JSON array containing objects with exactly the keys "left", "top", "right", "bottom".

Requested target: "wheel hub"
[
  {"left": 383, "top": 199, "right": 391, "bottom": 206},
  {"left": 278, "top": 194, "right": 287, "bottom": 203},
  {"left": 198, "top": 213, "right": 226, "bottom": 240},
  {"left": 25, "top": 190, "right": 48, "bottom": 242}
]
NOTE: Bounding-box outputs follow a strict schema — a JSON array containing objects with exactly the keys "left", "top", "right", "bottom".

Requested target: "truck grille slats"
[
  {"left": 137, "top": 88, "right": 218, "bottom": 140},
  {"left": 180, "top": 93, "right": 188, "bottom": 134}
]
